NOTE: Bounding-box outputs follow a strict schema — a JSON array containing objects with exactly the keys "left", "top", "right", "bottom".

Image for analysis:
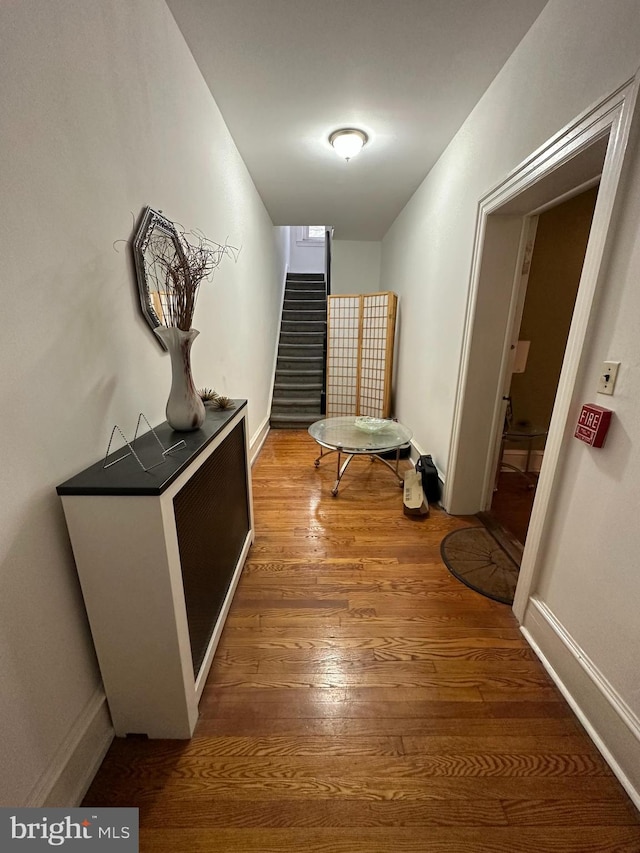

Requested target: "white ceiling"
[{"left": 166, "top": 0, "right": 549, "bottom": 240}]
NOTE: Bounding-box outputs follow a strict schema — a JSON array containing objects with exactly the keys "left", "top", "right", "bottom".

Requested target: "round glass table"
[{"left": 308, "top": 416, "right": 413, "bottom": 496}]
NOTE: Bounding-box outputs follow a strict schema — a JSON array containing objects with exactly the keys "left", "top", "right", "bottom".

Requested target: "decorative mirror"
[{"left": 132, "top": 207, "right": 182, "bottom": 350}]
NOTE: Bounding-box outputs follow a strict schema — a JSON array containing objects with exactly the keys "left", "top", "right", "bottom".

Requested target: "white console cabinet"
[{"left": 57, "top": 402, "right": 253, "bottom": 738}]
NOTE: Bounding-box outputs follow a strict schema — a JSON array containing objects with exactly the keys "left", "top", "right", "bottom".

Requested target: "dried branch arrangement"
[
  {"left": 198, "top": 388, "right": 235, "bottom": 409},
  {"left": 198, "top": 387, "right": 219, "bottom": 403},
  {"left": 145, "top": 225, "right": 239, "bottom": 331}
]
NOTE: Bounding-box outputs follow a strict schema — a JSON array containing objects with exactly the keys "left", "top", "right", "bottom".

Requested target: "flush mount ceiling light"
[{"left": 329, "top": 128, "right": 368, "bottom": 161}]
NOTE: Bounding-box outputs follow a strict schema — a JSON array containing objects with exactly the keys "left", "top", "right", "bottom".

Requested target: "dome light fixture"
[{"left": 329, "top": 128, "right": 368, "bottom": 161}]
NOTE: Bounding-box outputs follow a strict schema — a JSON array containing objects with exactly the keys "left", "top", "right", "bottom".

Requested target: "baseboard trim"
[
  {"left": 502, "top": 448, "right": 543, "bottom": 473},
  {"left": 409, "top": 438, "right": 425, "bottom": 466},
  {"left": 522, "top": 596, "right": 640, "bottom": 810},
  {"left": 409, "top": 440, "right": 445, "bottom": 506},
  {"left": 250, "top": 417, "right": 270, "bottom": 465},
  {"left": 266, "top": 261, "right": 289, "bottom": 417},
  {"left": 27, "top": 688, "right": 113, "bottom": 807}
]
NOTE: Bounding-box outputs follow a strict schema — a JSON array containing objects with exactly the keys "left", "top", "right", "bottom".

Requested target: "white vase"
[{"left": 154, "top": 326, "right": 206, "bottom": 431}]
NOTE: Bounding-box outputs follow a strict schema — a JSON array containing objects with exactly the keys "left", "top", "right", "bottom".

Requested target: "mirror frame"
[{"left": 131, "top": 206, "right": 181, "bottom": 350}]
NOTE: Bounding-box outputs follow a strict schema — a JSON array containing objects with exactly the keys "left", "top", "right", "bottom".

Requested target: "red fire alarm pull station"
[{"left": 574, "top": 403, "right": 613, "bottom": 447}]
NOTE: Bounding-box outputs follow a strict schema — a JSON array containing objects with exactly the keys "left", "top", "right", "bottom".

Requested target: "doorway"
[
  {"left": 441, "top": 79, "right": 638, "bottom": 620},
  {"left": 485, "top": 186, "right": 599, "bottom": 550}
]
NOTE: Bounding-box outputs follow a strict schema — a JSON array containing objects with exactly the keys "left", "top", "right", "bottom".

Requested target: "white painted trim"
[
  {"left": 440, "top": 75, "right": 638, "bottom": 615},
  {"left": 482, "top": 215, "right": 539, "bottom": 510},
  {"left": 250, "top": 416, "right": 270, "bottom": 465},
  {"left": 409, "top": 439, "right": 444, "bottom": 484},
  {"left": 27, "top": 688, "right": 113, "bottom": 807},
  {"left": 513, "top": 77, "right": 639, "bottom": 620},
  {"left": 445, "top": 208, "right": 486, "bottom": 501},
  {"left": 194, "top": 529, "right": 253, "bottom": 699},
  {"left": 480, "top": 78, "right": 634, "bottom": 214},
  {"left": 528, "top": 175, "right": 601, "bottom": 217},
  {"left": 446, "top": 77, "right": 638, "bottom": 521},
  {"left": 522, "top": 597, "right": 640, "bottom": 809},
  {"left": 409, "top": 437, "right": 428, "bottom": 464},
  {"left": 267, "top": 262, "right": 289, "bottom": 415}
]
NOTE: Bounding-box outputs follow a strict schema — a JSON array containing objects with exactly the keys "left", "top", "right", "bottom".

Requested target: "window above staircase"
[{"left": 296, "top": 225, "right": 326, "bottom": 246}]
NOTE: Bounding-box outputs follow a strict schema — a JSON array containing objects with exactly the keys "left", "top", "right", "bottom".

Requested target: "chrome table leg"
[{"left": 332, "top": 450, "right": 355, "bottom": 496}]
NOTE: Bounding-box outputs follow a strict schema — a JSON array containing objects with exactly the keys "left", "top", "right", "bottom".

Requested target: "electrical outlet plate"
[{"left": 597, "top": 361, "right": 620, "bottom": 395}]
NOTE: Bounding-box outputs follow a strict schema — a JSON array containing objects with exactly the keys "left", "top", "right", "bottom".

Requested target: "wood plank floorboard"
[{"left": 83, "top": 429, "right": 639, "bottom": 851}]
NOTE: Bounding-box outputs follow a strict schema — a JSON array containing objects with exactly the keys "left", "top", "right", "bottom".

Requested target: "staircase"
[{"left": 270, "top": 273, "right": 326, "bottom": 429}]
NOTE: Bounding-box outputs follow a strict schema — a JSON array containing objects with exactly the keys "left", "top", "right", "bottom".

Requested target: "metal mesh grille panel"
[{"left": 173, "top": 421, "right": 250, "bottom": 677}]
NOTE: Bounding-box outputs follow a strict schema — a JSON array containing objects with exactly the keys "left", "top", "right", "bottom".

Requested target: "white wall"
[
  {"left": 381, "top": 0, "right": 640, "bottom": 801},
  {"left": 382, "top": 0, "right": 640, "bottom": 481},
  {"left": 278, "top": 226, "right": 291, "bottom": 273},
  {"left": 0, "top": 0, "right": 284, "bottom": 806},
  {"left": 288, "top": 227, "right": 325, "bottom": 273},
  {"left": 530, "top": 127, "right": 640, "bottom": 797},
  {"left": 331, "top": 240, "right": 381, "bottom": 294}
]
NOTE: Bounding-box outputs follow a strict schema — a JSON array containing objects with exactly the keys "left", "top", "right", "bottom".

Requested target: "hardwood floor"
[
  {"left": 488, "top": 470, "right": 538, "bottom": 547},
  {"left": 83, "top": 430, "right": 640, "bottom": 851}
]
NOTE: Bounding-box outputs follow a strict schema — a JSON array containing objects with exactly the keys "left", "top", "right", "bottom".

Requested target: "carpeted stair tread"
[
  {"left": 277, "top": 364, "right": 323, "bottom": 371},
  {"left": 283, "top": 312, "right": 327, "bottom": 323},
  {"left": 285, "top": 284, "right": 325, "bottom": 291},
  {"left": 274, "top": 388, "right": 322, "bottom": 400},
  {"left": 278, "top": 343, "right": 324, "bottom": 352},
  {"left": 279, "top": 333, "right": 325, "bottom": 345},
  {"left": 286, "top": 272, "right": 324, "bottom": 280},
  {"left": 281, "top": 319, "right": 325, "bottom": 329},
  {"left": 284, "top": 293, "right": 325, "bottom": 302},
  {"left": 271, "top": 394, "right": 321, "bottom": 403},
  {"left": 277, "top": 358, "right": 323, "bottom": 367},
  {"left": 270, "top": 413, "right": 322, "bottom": 428},
  {"left": 271, "top": 272, "right": 327, "bottom": 429},
  {"left": 277, "top": 367, "right": 322, "bottom": 376},
  {"left": 280, "top": 329, "right": 324, "bottom": 336},
  {"left": 283, "top": 306, "right": 327, "bottom": 313},
  {"left": 273, "top": 395, "right": 322, "bottom": 406},
  {"left": 284, "top": 309, "right": 323, "bottom": 316},
  {"left": 271, "top": 400, "right": 321, "bottom": 414},
  {"left": 277, "top": 355, "right": 323, "bottom": 362},
  {"left": 274, "top": 382, "right": 323, "bottom": 390}
]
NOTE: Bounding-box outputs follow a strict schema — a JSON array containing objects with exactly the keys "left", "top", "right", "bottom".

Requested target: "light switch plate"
[{"left": 597, "top": 361, "right": 620, "bottom": 395}]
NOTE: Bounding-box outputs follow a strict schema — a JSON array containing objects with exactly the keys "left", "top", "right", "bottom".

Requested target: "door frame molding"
[
  {"left": 482, "top": 213, "right": 539, "bottom": 509},
  {"left": 442, "top": 76, "right": 639, "bottom": 620}
]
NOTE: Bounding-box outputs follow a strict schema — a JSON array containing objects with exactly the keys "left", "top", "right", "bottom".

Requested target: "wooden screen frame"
[{"left": 326, "top": 292, "right": 397, "bottom": 418}]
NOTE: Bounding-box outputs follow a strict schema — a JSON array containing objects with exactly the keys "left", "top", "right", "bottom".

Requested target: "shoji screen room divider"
[{"left": 326, "top": 292, "right": 398, "bottom": 418}]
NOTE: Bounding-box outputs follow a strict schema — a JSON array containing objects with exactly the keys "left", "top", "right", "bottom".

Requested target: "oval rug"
[{"left": 440, "top": 526, "right": 519, "bottom": 605}]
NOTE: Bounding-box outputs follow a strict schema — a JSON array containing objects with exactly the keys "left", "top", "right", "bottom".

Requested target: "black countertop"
[{"left": 57, "top": 401, "right": 247, "bottom": 496}]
